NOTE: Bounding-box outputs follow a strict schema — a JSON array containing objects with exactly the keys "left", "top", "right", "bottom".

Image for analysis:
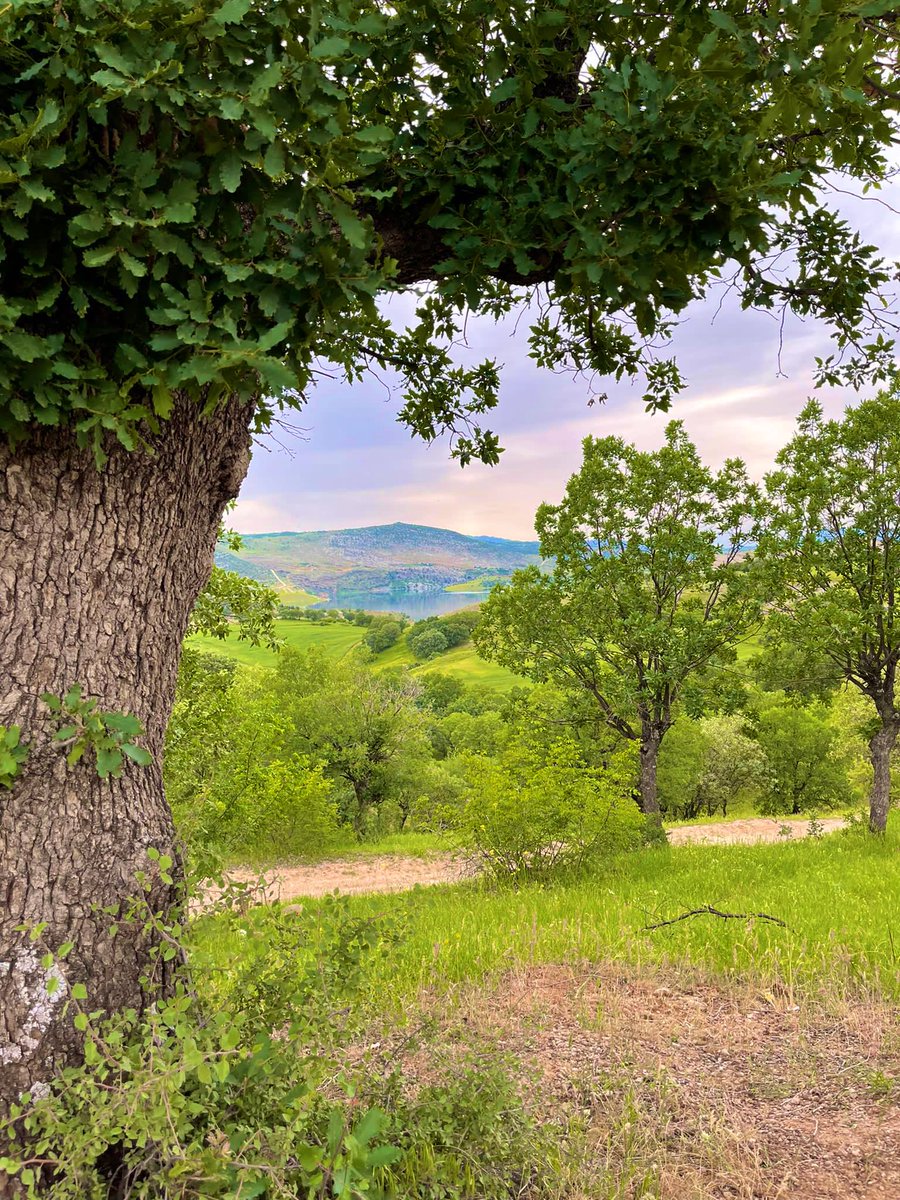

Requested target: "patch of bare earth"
[
  {"left": 377, "top": 965, "right": 900, "bottom": 1199},
  {"left": 231, "top": 852, "right": 467, "bottom": 901},
  {"left": 667, "top": 818, "right": 846, "bottom": 846}
]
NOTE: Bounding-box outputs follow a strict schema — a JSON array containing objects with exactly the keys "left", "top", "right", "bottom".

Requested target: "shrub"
[
  {"left": 658, "top": 715, "right": 768, "bottom": 820},
  {"left": 408, "top": 626, "right": 449, "bottom": 661},
  {"left": 749, "top": 694, "right": 856, "bottom": 815},
  {"left": 365, "top": 618, "right": 403, "bottom": 653},
  {"left": 448, "top": 736, "right": 643, "bottom": 880}
]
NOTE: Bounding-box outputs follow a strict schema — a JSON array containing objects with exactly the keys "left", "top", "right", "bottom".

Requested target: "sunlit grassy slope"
[
  {"left": 186, "top": 620, "right": 364, "bottom": 667},
  {"left": 187, "top": 619, "right": 524, "bottom": 685}
]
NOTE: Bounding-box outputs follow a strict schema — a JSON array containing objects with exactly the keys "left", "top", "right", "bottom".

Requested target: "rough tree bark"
[
  {"left": 637, "top": 721, "right": 663, "bottom": 821},
  {"left": 0, "top": 397, "right": 253, "bottom": 1109},
  {"left": 868, "top": 720, "right": 898, "bottom": 834}
]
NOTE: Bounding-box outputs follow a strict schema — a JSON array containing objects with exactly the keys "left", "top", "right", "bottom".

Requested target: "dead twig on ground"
[{"left": 642, "top": 905, "right": 788, "bottom": 932}]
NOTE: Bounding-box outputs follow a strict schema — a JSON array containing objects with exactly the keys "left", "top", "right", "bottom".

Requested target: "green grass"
[
  {"left": 194, "top": 819, "right": 900, "bottom": 1006},
  {"left": 189, "top": 619, "right": 525, "bottom": 686},
  {"left": 328, "top": 831, "right": 450, "bottom": 858},
  {"left": 444, "top": 575, "right": 503, "bottom": 593},
  {"left": 186, "top": 619, "right": 364, "bottom": 667},
  {"left": 274, "top": 587, "right": 325, "bottom": 606},
  {"left": 373, "top": 638, "right": 524, "bottom": 688}
]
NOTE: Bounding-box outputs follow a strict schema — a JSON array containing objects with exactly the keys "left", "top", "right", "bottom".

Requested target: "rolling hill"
[{"left": 215, "top": 522, "right": 542, "bottom": 595}]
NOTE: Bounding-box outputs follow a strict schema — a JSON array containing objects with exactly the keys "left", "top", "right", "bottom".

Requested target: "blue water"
[{"left": 309, "top": 589, "right": 489, "bottom": 619}]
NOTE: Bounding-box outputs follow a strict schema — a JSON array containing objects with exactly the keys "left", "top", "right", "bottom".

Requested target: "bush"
[
  {"left": 658, "top": 715, "right": 768, "bottom": 820},
  {"left": 408, "top": 626, "right": 449, "bottom": 661},
  {"left": 749, "top": 694, "right": 856, "bottom": 815},
  {"left": 448, "top": 736, "right": 643, "bottom": 880},
  {"left": 365, "top": 617, "right": 403, "bottom": 654}
]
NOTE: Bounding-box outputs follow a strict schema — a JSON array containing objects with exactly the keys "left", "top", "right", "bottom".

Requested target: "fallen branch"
[{"left": 642, "top": 905, "right": 788, "bottom": 932}]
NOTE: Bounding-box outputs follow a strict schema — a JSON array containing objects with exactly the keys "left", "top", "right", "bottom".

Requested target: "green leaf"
[
  {"left": 263, "top": 141, "right": 286, "bottom": 177},
  {"left": 121, "top": 743, "right": 153, "bottom": 767},
  {"left": 354, "top": 126, "right": 394, "bottom": 144},
  {"left": 212, "top": 0, "right": 252, "bottom": 25},
  {"left": 95, "top": 747, "right": 123, "bottom": 778},
  {"left": 311, "top": 36, "right": 351, "bottom": 59},
  {"left": 72, "top": 982, "right": 88, "bottom": 1000},
  {"left": 213, "top": 151, "right": 243, "bottom": 194}
]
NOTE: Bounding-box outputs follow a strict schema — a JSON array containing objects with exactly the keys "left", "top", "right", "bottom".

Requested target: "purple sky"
[{"left": 234, "top": 183, "right": 900, "bottom": 541}]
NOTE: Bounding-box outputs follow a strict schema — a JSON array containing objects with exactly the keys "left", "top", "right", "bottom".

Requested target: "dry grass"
[{"left": 365, "top": 962, "right": 900, "bottom": 1199}]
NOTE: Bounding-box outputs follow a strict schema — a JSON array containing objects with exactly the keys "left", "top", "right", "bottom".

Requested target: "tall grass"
[{"left": 193, "top": 819, "right": 900, "bottom": 1007}]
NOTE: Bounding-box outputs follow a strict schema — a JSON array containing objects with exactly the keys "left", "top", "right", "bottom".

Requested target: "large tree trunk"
[
  {"left": 868, "top": 721, "right": 898, "bottom": 834},
  {"left": 0, "top": 398, "right": 253, "bottom": 1109},
  {"left": 638, "top": 724, "right": 663, "bottom": 821}
]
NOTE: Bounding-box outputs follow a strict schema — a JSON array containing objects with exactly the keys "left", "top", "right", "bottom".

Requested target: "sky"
[{"left": 233, "top": 183, "right": 900, "bottom": 542}]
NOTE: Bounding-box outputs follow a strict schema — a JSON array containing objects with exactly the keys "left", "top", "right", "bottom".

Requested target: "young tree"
[
  {"left": 1, "top": 1, "right": 898, "bottom": 1097},
  {"left": 760, "top": 391, "right": 900, "bottom": 832},
  {"left": 748, "top": 694, "right": 853, "bottom": 817},
  {"left": 475, "top": 423, "right": 762, "bottom": 816}
]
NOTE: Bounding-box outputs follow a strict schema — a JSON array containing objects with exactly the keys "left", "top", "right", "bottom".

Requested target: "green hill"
[{"left": 216, "top": 522, "right": 541, "bottom": 595}]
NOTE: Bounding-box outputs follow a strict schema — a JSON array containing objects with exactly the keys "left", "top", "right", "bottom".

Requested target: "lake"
[{"left": 309, "top": 589, "right": 489, "bottom": 619}]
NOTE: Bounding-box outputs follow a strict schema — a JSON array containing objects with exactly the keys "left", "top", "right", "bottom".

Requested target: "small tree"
[
  {"left": 748, "top": 694, "right": 854, "bottom": 817},
  {"left": 475, "top": 422, "right": 762, "bottom": 817},
  {"left": 760, "top": 391, "right": 900, "bottom": 831}
]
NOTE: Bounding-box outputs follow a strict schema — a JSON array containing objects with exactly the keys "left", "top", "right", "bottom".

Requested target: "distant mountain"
[{"left": 215, "top": 522, "right": 542, "bottom": 596}]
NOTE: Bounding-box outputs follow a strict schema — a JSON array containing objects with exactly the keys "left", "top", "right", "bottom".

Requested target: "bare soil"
[
  {"left": 667, "top": 816, "right": 847, "bottom": 846},
  {"left": 377, "top": 963, "right": 900, "bottom": 1199},
  {"left": 238, "top": 818, "right": 846, "bottom": 902}
]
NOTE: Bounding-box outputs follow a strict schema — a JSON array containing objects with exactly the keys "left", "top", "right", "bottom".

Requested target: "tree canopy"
[
  {"left": 474, "top": 421, "right": 762, "bottom": 814},
  {"left": 3, "top": 0, "right": 898, "bottom": 462},
  {"left": 760, "top": 387, "right": 900, "bottom": 831}
]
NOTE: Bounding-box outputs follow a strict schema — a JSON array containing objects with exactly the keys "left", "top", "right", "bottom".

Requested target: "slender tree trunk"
[
  {"left": 868, "top": 721, "right": 898, "bottom": 834},
  {"left": 638, "top": 726, "right": 662, "bottom": 821},
  {"left": 0, "top": 398, "right": 253, "bottom": 1109}
]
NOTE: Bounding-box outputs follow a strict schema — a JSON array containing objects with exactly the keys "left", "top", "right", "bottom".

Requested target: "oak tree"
[
  {"left": 474, "top": 423, "right": 762, "bottom": 815},
  {"left": 1, "top": 0, "right": 898, "bottom": 1099},
  {"left": 760, "top": 390, "right": 900, "bottom": 832}
]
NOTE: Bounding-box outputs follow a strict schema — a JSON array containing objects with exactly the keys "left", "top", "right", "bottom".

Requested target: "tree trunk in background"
[
  {"left": 868, "top": 722, "right": 898, "bottom": 834},
  {"left": 638, "top": 725, "right": 662, "bottom": 821},
  {"left": 0, "top": 398, "right": 253, "bottom": 1110}
]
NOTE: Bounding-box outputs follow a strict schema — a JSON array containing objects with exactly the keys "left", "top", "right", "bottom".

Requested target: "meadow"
[
  {"left": 187, "top": 617, "right": 525, "bottom": 686},
  {"left": 196, "top": 819, "right": 900, "bottom": 1007}
]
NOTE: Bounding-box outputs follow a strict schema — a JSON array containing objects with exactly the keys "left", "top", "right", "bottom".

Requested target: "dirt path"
[
  {"left": 667, "top": 815, "right": 847, "bottom": 846},
  {"left": 236, "top": 817, "right": 846, "bottom": 903}
]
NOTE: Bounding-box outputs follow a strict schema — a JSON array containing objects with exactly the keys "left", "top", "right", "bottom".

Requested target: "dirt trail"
[{"left": 236, "top": 817, "right": 846, "bottom": 903}]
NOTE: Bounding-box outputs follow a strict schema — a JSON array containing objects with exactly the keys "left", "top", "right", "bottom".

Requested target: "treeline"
[{"left": 166, "top": 641, "right": 874, "bottom": 876}]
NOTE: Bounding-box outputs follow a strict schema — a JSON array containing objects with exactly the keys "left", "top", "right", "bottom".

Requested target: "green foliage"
[
  {"left": 447, "top": 733, "right": 643, "bottom": 881},
  {"left": 475, "top": 421, "right": 763, "bottom": 808},
  {"left": 365, "top": 616, "right": 405, "bottom": 654},
  {"left": 2, "top": 895, "right": 403, "bottom": 1199},
  {"left": 0, "top": 724, "right": 29, "bottom": 789},
  {"left": 658, "top": 715, "right": 768, "bottom": 820},
  {"left": 748, "top": 694, "right": 856, "bottom": 816},
  {"left": 372, "top": 1052, "right": 558, "bottom": 1200},
  {"left": 408, "top": 626, "right": 449, "bottom": 662},
  {"left": 761, "top": 389, "right": 900, "bottom": 722},
  {"left": 165, "top": 658, "right": 341, "bottom": 861},
  {"left": 407, "top": 611, "right": 480, "bottom": 662},
  {"left": 42, "top": 685, "right": 152, "bottom": 778},
  {"left": 189, "top": 565, "right": 281, "bottom": 648},
  {"left": 3, "top": 1, "right": 897, "bottom": 460}
]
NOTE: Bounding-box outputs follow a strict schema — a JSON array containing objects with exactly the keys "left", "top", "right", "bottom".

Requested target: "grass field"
[
  {"left": 196, "top": 818, "right": 900, "bottom": 1006},
  {"left": 186, "top": 620, "right": 364, "bottom": 667},
  {"left": 188, "top": 619, "right": 526, "bottom": 686}
]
